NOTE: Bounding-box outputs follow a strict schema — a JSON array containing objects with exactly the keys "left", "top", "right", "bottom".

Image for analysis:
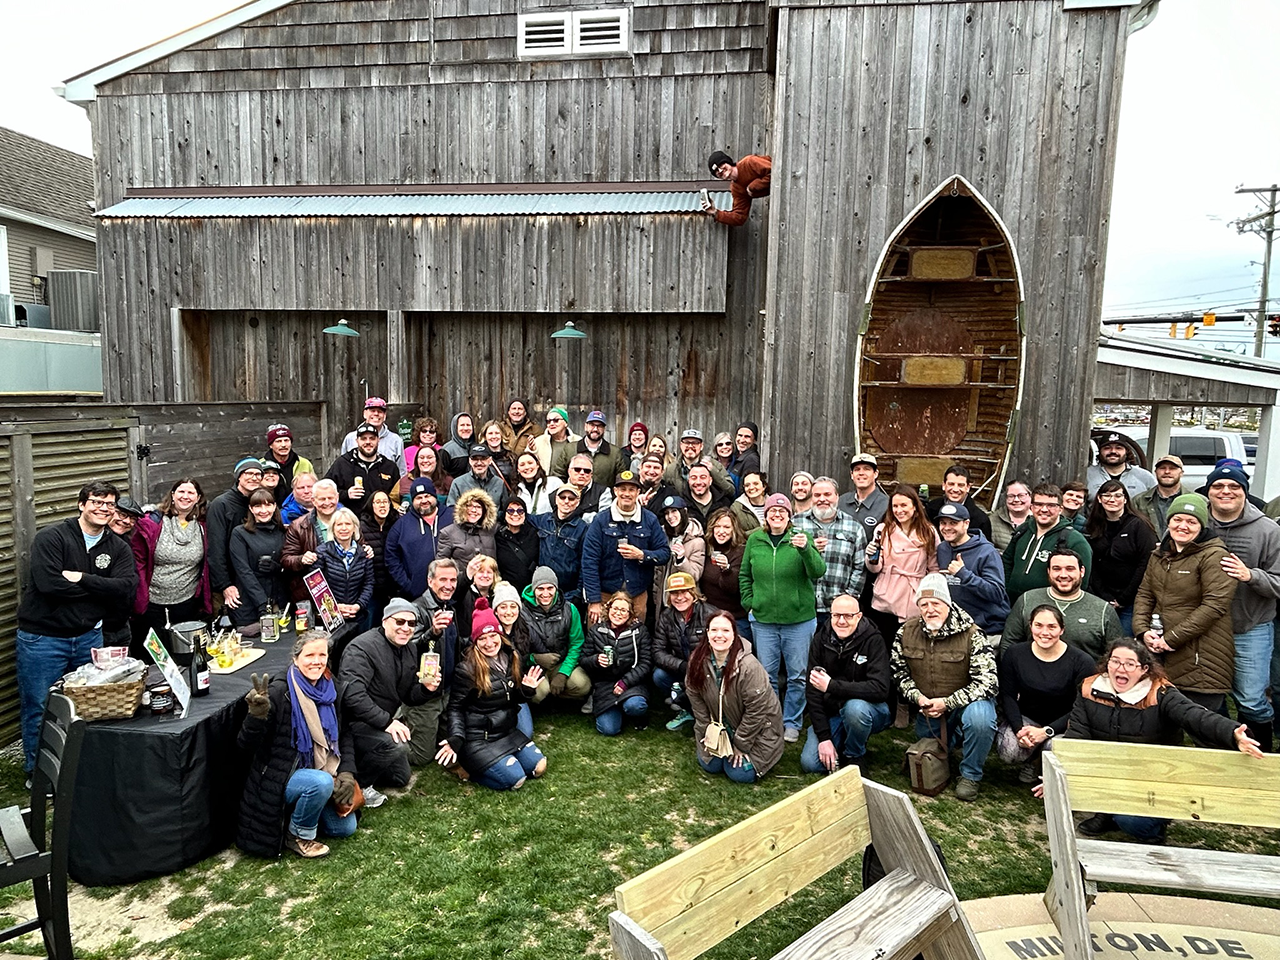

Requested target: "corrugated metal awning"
[{"left": 96, "top": 191, "right": 731, "bottom": 219}]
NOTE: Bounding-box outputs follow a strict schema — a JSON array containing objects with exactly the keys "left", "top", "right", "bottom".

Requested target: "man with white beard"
[{"left": 793, "top": 478, "right": 867, "bottom": 627}]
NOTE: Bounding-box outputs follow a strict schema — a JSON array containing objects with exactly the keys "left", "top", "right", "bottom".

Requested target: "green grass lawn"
[{"left": 0, "top": 711, "right": 1276, "bottom": 960}]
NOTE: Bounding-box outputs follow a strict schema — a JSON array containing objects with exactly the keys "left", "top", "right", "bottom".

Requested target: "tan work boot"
[{"left": 285, "top": 834, "right": 331, "bottom": 858}]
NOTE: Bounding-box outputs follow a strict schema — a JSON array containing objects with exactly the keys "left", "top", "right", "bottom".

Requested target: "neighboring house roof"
[
  {"left": 60, "top": 0, "right": 297, "bottom": 104},
  {"left": 0, "top": 127, "right": 96, "bottom": 240}
]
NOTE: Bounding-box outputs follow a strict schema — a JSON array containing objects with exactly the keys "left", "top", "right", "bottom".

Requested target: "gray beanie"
[
  {"left": 382, "top": 598, "right": 417, "bottom": 620},
  {"left": 531, "top": 566, "right": 559, "bottom": 590},
  {"left": 494, "top": 582, "right": 521, "bottom": 608},
  {"left": 915, "top": 573, "right": 953, "bottom": 609}
]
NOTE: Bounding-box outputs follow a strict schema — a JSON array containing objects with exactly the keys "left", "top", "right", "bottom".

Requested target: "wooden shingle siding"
[
  {"left": 92, "top": 73, "right": 769, "bottom": 206},
  {"left": 760, "top": 0, "right": 1127, "bottom": 485}
]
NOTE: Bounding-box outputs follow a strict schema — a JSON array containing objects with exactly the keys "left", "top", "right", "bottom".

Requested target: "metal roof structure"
[{"left": 96, "top": 190, "right": 730, "bottom": 219}]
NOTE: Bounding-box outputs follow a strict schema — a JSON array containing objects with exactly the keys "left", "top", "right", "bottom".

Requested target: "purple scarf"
[{"left": 288, "top": 664, "right": 340, "bottom": 768}]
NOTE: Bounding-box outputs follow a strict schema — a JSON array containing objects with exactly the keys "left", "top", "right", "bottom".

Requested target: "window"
[
  {"left": 1169, "top": 436, "right": 1225, "bottom": 467},
  {"left": 518, "top": 8, "right": 629, "bottom": 56}
]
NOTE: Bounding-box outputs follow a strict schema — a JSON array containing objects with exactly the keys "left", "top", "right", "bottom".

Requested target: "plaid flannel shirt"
[{"left": 792, "top": 512, "right": 867, "bottom": 612}]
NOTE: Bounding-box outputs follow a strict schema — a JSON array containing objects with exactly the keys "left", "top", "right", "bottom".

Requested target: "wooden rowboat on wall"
[{"left": 854, "top": 175, "right": 1025, "bottom": 509}]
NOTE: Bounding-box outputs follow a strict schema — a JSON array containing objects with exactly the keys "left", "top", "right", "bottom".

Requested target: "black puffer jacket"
[
  {"left": 652, "top": 600, "right": 719, "bottom": 676},
  {"left": 581, "top": 621, "right": 651, "bottom": 715},
  {"left": 804, "top": 617, "right": 892, "bottom": 742},
  {"left": 236, "top": 677, "right": 357, "bottom": 859},
  {"left": 496, "top": 524, "right": 540, "bottom": 590},
  {"left": 228, "top": 520, "right": 289, "bottom": 625},
  {"left": 1086, "top": 512, "right": 1158, "bottom": 608},
  {"left": 360, "top": 510, "right": 398, "bottom": 605},
  {"left": 1065, "top": 675, "right": 1242, "bottom": 747},
  {"left": 316, "top": 541, "right": 374, "bottom": 612},
  {"left": 523, "top": 592, "right": 576, "bottom": 658},
  {"left": 445, "top": 647, "right": 532, "bottom": 775}
]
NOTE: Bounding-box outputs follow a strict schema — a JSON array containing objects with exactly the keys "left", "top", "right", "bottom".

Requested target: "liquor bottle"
[{"left": 189, "top": 641, "right": 211, "bottom": 697}]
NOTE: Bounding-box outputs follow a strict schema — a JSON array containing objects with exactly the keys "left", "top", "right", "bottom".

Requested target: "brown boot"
[{"left": 285, "top": 834, "right": 330, "bottom": 858}]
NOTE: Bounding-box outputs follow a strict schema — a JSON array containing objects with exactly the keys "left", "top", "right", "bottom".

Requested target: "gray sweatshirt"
[{"left": 1208, "top": 503, "right": 1280, "bottom": 633}]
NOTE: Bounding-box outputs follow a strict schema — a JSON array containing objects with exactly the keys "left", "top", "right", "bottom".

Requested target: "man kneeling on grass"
[
  {"left": 891, "top": 574, "right": 997, "bottom": 802},
  {"left": 339, "top": 599, "right": 444, "bottom": 807},
  {"left": 800, "top": 594, "right": 892, "bottom": 776}
]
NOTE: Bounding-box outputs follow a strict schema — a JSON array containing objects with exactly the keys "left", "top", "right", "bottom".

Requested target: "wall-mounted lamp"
[
  {"left": 550, "top": 320, "right": 586, "bottom": 340},
  {"left": 323, "top": 318, "right": 360, "bottom": 337}
]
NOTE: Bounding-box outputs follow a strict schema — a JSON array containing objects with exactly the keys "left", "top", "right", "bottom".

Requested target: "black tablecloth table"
[{"left": 68, "top": 640, "right": 295, "bottom": 886}]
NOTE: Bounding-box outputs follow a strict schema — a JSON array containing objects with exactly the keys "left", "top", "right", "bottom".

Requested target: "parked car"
[{"left": 1104, "top": 425, "right": 1253, "bottom": 493}]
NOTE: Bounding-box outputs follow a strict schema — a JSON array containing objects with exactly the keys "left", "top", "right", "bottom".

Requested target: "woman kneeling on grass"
[
  {"left": 237, "top": 632, "right": 359, "bottom": 860},
  {"left": 582, "top": 592, "right": 653, "bottom": 735},
  {"left": 437, "top": 599, "right": 547, "bottom": 790},
  {"left": 687, "top": 612, "right": 784, "bottom": 783}
]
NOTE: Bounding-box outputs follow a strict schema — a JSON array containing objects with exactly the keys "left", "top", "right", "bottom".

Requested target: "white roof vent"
[{"left": 519, "top": 8, "right": 629, "bottom": 56}]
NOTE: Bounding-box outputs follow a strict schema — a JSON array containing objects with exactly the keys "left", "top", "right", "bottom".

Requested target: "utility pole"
[{"left": 1237, "top": 184, "right": 1278, "bottom": 358}]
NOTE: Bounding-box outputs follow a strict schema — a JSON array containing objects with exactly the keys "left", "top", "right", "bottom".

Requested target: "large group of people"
[{"left": 14, "top": 409, "right": 1274, "bottom": 860}]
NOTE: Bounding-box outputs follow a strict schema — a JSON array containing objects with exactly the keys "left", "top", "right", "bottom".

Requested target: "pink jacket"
[{"left": 866, "top": 525, "right": 939, "bottom": 622}]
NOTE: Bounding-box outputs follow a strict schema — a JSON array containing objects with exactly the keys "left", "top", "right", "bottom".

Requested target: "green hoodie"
[
  {"left": 739, "top": 526, "right": 827, "bottom": 624},
  {"left": 519, "top": 583, "right": 586, "bottom": 675},
  {"left": 1001, "top": 515, "right": 1093, "bottom": 603}
]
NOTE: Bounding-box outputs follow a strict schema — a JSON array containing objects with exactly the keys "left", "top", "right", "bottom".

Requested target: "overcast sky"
[{"left": 1, "top": 0, "right": 1275, "bottom": 339}]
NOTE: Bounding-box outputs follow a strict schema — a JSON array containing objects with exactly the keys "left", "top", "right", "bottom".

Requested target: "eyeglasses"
[
  {"left": 113, "top": 513, "right": 137, "bottom": 523},
  {"left": 241, "top": 470, "right": 264, "bottom": 479},
  {"left": 546, "top": 417, "right": 564, "bottom": 424},
  {"left": 1108, "top": 657, "right": 1142, "bottom": 671},
  {"left": 389, "top": 617, "right": 417, "bottom": 628},
  {"left": 1098, "top": 492, "right": 1126, "bottom": 501},
  {"left": 831, "top": 612, "right": 860, "bottom": 621},
  {"left": 1007, "top": 493, "right": 1030, "bottom": 501},
  {"left": 557, "top": 492, "right": 580, "bottom": 500},
  {"left": 85, "top": 497, "right": 117, "bottom": 510},
  {"left": 1032, "top": 501, "right": 1061, "bottom": 510}
]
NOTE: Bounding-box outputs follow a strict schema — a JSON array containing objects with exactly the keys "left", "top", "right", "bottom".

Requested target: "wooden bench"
[
  {"left": 1042, "top": 739, "right": 1280, "bottom": 960},
  {"left": 608, "top": 767, "right": 985, "bottom": 960}
]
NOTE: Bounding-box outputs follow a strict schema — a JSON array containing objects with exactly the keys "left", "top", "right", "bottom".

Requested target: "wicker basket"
[{"left": 61, "top": 678, "right": 146, "bottom": 721}]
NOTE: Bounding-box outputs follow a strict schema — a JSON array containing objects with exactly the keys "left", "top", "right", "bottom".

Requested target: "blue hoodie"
[
  {"left": 384, "top": 503, "right": 454, "bottom": 598},
  {"left": 936, "top": 530, "right": 1010, "bottom": 634}
]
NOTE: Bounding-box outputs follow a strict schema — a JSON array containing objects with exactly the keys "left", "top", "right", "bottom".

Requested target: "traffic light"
[
  {"left": 1169, "top": 323, "right": 1178, "bottom": 338},
  {"left": 1184, "top": 323, "right": 1196, "bottom": 339},
  {"left": 1203, "top": 311, "right": 1216, "bottom": 326},
  {"left": 1269, "top": 315, "right": 1280, "bottom": 337}
]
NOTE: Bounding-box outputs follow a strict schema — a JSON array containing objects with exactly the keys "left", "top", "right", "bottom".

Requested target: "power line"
[{"left": 1103, "top": 284, "right": 1259, "bottom": 309}]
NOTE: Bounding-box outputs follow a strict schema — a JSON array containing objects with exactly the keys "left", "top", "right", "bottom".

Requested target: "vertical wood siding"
[{"left": 761, "top": 0, "right": 1127, "bottom": 487}]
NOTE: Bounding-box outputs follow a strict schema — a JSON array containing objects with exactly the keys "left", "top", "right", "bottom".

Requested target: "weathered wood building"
[{"left": 62, "top": 0, "right": 1145, "bottom": 483}]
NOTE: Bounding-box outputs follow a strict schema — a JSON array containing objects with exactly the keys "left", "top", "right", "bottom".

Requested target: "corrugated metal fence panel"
[
  {"left": 47, "top": 270, "right": 100, "bottom": 333},
  {"left": 30, "top": 428, "right": 132, "bottom": 526},
  {"left": 0, "top": 437, "right": 17, "bottom": 745}
]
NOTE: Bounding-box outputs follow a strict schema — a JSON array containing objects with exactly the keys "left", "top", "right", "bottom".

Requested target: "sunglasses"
[{"left": 389, "top": 616, "right": 417, "bottom": 628}]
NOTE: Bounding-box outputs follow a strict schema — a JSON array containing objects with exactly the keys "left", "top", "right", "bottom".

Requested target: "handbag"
[
  {"left": 701, "top": 672, "right": 734, "bottom": 759},
  {"left": 905, "top": 716, "right": 950, "bottom": 796},
  {"left": 334, "top": 779, "right": 365, "bottom": 818}
]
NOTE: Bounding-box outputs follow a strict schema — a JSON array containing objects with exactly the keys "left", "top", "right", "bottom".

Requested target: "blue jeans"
[
  {"left": 736, "top": 618, "right": 753, "bottom": 642},
  {"left": 1115, "top": 815, "right": 1166, "bottom": 842},
  {"left": 800, "top": 700, "right": 892, "bottom": 772},
  {"left": 284, "top": 768, "right": 357, "bottom": 841},
  {"left": 1117, "top": 606, "right": 1133, "bottom": 637},
  {"left": 474, "top": 742, "right": 546, "bottom": 790},
  {"left": 914, "top": 699, "right": 997, "bottom": 782},
  {"left": 652, "top": 666, "right": 688, "bottom": 708},
  {"left": 596, "top": 697, "right": 649, "bottom": 736},
  {"left": 516, "top": 702, "right": 533, "bottom": 738},
  {"left": 750, "top": 616, "right": 816, "bottom": 731},
  {"left": 1233, "top": 621, "right": 1275, "bottom": 723},
  {"left": 17, "top": 627, "right": 101, "bottom": 772},
  {"left": 699, "top": 752, "right": 757, "bottom": 783}
]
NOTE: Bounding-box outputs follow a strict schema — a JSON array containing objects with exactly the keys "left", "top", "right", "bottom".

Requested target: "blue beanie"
[{"left": 1206, "top": 464, "right": 1249, "bottom": 492}]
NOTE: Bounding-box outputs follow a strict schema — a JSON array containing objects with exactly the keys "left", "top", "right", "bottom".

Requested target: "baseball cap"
[
  {"left": 937, "top": 502, "right": 970, "bottom": 521},
  {"left": 114, "top": 496, "right": 144, "bottom": 518},
  {"left": 586, "top": 410, "right": 607, "bottom": 425},
  {"left": 664, "top": 571, "right": 697, "bottom": 593},
  {"left": 850, "top": 452, "right": 878, "bottom": 469},
  {"left": 364, "top": 397, "right": 388, "bottom": 410},
  {"left": 613, "top": 470, "right": 641, "bottom": 487},
  {"left": 469, "top": 444, "right": 491, "bottom": 458},
  {"left": 680, "top": 429, "right": 703, "bottom": 442},
  {"left": 1154, "top": 454, "right": 1184, "bottom": 469}
]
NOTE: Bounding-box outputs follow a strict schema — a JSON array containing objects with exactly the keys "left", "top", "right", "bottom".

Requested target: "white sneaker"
[{"left": 363, "top": 785, "right": 388, "bottom": 808}]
